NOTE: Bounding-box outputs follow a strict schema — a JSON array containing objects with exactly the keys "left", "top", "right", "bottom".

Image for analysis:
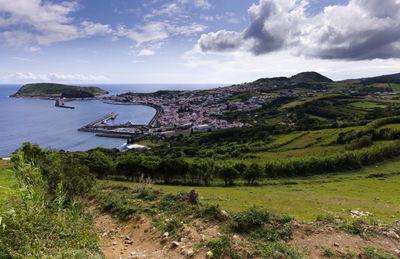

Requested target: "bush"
[{"left": 231, "top": 207, "right": 271, "bottom": 233}]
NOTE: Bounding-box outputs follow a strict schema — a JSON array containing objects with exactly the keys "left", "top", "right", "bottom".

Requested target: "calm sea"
[{"left": 0, "top": 84, "right": 223, "bottom": 157}]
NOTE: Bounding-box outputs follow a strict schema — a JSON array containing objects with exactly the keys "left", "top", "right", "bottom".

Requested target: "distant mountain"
[
  {"left": 255, "top": 71, "right": 333, "bottom": 85},
  {"left": 382, "top": 73, "right": 400, "bottom": 80},
  {"left": 360, "top": 73, "right": 400, "bottom": 85},
  {"left": 11, "top": 83, "right": 108, "bottom": 98},
  {"left": 291, "top": 72, "right": 333, "bottom": 83}
]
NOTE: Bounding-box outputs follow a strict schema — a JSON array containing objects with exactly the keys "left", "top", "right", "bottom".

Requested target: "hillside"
[{"left": 11, "top": 83, "right": 108, "bottom": 98}]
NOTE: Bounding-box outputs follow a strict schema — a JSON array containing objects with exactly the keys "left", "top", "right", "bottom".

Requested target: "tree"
[
  {"left": 116, "top": 156, "right": 142, "bottom": 180},
  {"left": 244, "top": 163, "right": 264, "bottom": 185},
  {"left": 218, "top": 166, "right": 239, "bottom": 186},
  {"left": 85, "top": 151, "right": 113, "bottom": 178}
]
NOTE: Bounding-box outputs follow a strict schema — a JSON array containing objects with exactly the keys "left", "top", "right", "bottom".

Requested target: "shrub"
[{"left": 231, "top": 207, "right": 271, "bottom": 233}]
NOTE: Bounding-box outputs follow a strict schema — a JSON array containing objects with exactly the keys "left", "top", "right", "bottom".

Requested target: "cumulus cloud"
[
  {"left": 117, "top": 22, "right": 205, "bottom": 46},
  {"left": 6, "top": 72, "right": 109, "bottom": 82},
  {"left": 0, "top": 0, "right": 112, "bottom": 46},
  {"left": 198, "top": 0, "right": 400, "bottom": 60},
  {"left": 137, "top": 49, "right": 155, "bottom": 57}
]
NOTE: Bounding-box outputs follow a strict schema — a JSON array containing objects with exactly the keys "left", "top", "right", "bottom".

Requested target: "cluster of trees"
[
  {"left": 266, "top": 140, "right": 400, "bottom": 177},
  {"left": 114, "top": 156, "right": 264, "bottom": 186},
  {"left": 337, "top": 116, "right": 400, "bottom": 146}
]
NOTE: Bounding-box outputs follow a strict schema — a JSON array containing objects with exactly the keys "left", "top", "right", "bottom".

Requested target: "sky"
[{"left": 0, "top": 0, "right": 399, "bottom": 84}]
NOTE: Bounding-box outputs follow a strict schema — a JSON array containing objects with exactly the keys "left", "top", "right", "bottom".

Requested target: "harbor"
[{"left": 77, "top": 103, "right": 162, "bottom": 140}]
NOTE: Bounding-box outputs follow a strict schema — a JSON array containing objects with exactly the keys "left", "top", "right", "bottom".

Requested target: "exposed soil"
[
  {"left": 289, "top": 222, "right": 400, "bottom": 258},
  {"left": 89, "top": 204, "right": 400, "bottom": 259},
  {"left": 88, "top": 205, "right": 215, "bottom": 259}
]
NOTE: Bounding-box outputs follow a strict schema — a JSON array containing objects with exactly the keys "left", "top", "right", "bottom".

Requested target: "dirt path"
[
  {"left": 89, "top": 204, "right": 400, "bottom": 258},
  {"left": 91, "top": 210, "right": 184, "bottom": 258},
  {"left": 289, "top": 223, "right": 400, "bottom": 258}
]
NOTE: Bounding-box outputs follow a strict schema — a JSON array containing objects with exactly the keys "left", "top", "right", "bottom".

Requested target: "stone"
[
  {"left": 200, "top": 234, "right": 206, "bottom": 242},
  {"left": 186, "top": 248, "right": 194, "bottom": 257},
  {"left": 112, "top": 242, "right": 118, "bottom": 246},
  {"left": 162, "top": 232, "right": 169, "bottom": 238},
  {"left": 387, "top": 230, "right": 400, "bottom": 239},
  {"left": 393, "top": 249, "right": 400, "bottom": 256},
  {"left": 221, "top": 210, "right": 229, "bottom": 219},
  {"left": 160, "top": 237, "right": 168, "bottom": 244},
  {"left": 125, "top": 236, "right": 131, "bottom": 240},
  {"left": 273, "top": 251, "right": 285, "bottom": 258},
  {"left": 171, "top": 241, "right": 180, "bottom": 248},
  {"left": 233, "top": 234, "right": 239, "bottom": 240},
  {"left": 125, "top": 240, "right": 133, "bottom": 245},
  {"left": 205, "top": 251, "right": 213, "bottom": 259},
  {"left": 188, "top": 189, "right": 199, "bottom": 204},
  {"left": 334, "top": 242, "right": 339, "bottom": 247}
]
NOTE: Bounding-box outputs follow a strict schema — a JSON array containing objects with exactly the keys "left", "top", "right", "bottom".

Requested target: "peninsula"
[{"left": 10, "top": 83, "right": 108, "bottom": 98}]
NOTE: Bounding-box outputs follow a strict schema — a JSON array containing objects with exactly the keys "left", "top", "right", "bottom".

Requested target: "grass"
[
  {"left": 0, "top": 160, "right": 14, "bottom": 199},
  {"left": 103, "top": 157, "right": 400, "bottom": 223},
  {"left": 351, "top": 102, "right": 387, "bottom": 109},
  {"left": 378, "top": 123, "right": 400, "bottom": 130}
]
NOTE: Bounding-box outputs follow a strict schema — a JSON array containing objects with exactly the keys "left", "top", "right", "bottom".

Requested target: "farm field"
[
  {"left": 104, "top": 157, "right": 400, "bottom": 223},
  {"left": 0, "top": 160, "right": 13, "bottom": 199}
]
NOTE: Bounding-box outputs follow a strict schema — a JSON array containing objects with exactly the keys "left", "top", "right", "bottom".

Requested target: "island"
[{"left": 10, "top": 83, "right": 108, "bottom": 98}]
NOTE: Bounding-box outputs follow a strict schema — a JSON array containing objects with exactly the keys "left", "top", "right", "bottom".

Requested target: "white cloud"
[
  {"left": 12, "top": 57, "right": 33, "bottom": 62},
  {"left": 116, "top": 23, "right": 168, "bottom": 46},
  {"left": 137, "top": 49, "right": 155, "bottom": 57},
  {"left": 117, "top": 22, "right": 205, "bottom": 46},
  {"left": 198, "top": 0, "right": 400, "bottom": 60},
  {"left": 80, "top": 21, "right": 113, "bottom": 37},
  {"left": 5, "top": 72, "right": 109, "bottom": 82},
  {"left": 0, "top": 0, "right": 112, "bottom": 46}
]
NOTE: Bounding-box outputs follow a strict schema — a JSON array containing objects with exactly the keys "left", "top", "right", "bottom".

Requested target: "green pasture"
[
  {"left": 0, "top": 160, "right": 14, "bottom": 198},
  {"left": 350, "top": 102, "right": 387, "bottom": 109},
  {"left": 378, "top": 123, "right": 400, "bottom": 130},
  {"left": 105, "top": 157, "right": 400, "bottom": 223}
]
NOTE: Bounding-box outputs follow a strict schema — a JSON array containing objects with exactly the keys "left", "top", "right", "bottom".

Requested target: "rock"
[
  {"left": 273, "top": 251, "right": 285, "bottom": 258},
  {"left": 221, "top": 210, "right": 229, "bottom": 219},
  {"left": 162, "top": 232, "right": 169, "bottom": 238},
  {"left": 180, "top": 237, "right": 187, "bottom": 242},
  {"left": 292, "top": 222, "right": 301, "bottom": 228},
  {"left": 186, "top": 248, "right": 194, "bottom": 257},
  {"left": 160, "top": 237, "right": 168, "bottom": 244},
  {"left": 393, "top": 249, "right": 400, "bottom": 256},
  {"left": 205, "top": 251, "right": 213, "bottom": 259},
  {"left": 387, "top": 230, "right": 400, "bottom": 239},
  {"left": 112, "top": 241, "right": 117, "bottom": 246},
  {"left": 334, "top": 215, "right": 341, "bottom": 219},
  {"left": 125, "top": 236, "right": 131, "bottom": 240},
  {"left": 125, "top": 240, "right": 133, "bottom": 245},
  {"left": 171, "top": 241, "right": 180, "bottom": 248},
  {"left": 375, "top": 197, "right": 380, "bottom": 200},
  {"left": 334, "top": 242, "right": 339, "bottom": 247},
  {"left": 188, "top": 189, "right": 199, "bottom": 204},
  {"left": 233, "top": 234, "right": 239, "bottom": 240},
  {"left": 200, "top": 234, "right": 206, "bottom": 242}
]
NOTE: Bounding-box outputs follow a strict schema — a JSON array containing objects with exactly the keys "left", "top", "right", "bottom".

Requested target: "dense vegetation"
[
  {"left": 0, "top": 143, "right": 100, "bottom": 257},
  {"left": 11, "top": 83, "right": 108, "bottom": 98}
]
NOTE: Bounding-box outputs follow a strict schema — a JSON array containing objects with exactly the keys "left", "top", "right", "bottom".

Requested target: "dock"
[
  {"left": 55, "top": 98, "right": 74, "bottom": 109},
  {"left": 78, "top": 112, "right": 119, "bottom": 132}
]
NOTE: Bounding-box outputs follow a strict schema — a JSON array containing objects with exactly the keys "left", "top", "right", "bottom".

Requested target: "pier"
[
  {"left": 78, "top": 112, "right": 119, "bottom": 132},
  {"left": 55, "top": 98, "right": 74, "bottom": 109}
]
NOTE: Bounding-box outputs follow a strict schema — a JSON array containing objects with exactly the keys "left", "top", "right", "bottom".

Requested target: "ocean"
[{"left": 0, "top": 84, "right": 223, "bottom": 157}]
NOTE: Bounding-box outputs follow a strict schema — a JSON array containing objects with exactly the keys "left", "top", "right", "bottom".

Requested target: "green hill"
[
  {"left": 11, "top": 83, "right": 108, "bottom": 98},
  {"left": 291, "top": 71, "right": 333, "bottom": 83}
]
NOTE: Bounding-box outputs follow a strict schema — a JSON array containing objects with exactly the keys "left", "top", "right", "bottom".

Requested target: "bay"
[{"left": 0, "top": 84, "right": 223, "bottom": 157}]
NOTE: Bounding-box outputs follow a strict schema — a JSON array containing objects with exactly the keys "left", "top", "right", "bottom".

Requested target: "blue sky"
[{"left": 0, "top": 0, "right": 399, "bottom": 84}]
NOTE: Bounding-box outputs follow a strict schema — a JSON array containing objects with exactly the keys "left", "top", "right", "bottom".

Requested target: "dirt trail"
[
  {"left": 89, "top": 204, "right": 400, "bottom": 259},
  {"left": 289, "top": 223, "right": 400, "bottom": 258}
]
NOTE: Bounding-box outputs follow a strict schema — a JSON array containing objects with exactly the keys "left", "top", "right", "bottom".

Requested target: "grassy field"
[
  {"left": 0, "top": 160, "right": 14, "bottom": 199},
  {"left": 104, "top": 157, "right": 400, "bottom": 223}
]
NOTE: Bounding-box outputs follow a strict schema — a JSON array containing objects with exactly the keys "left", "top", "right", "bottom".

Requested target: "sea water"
[{"left": 0, "top": 84, "right": 223, "bottom": 157}]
